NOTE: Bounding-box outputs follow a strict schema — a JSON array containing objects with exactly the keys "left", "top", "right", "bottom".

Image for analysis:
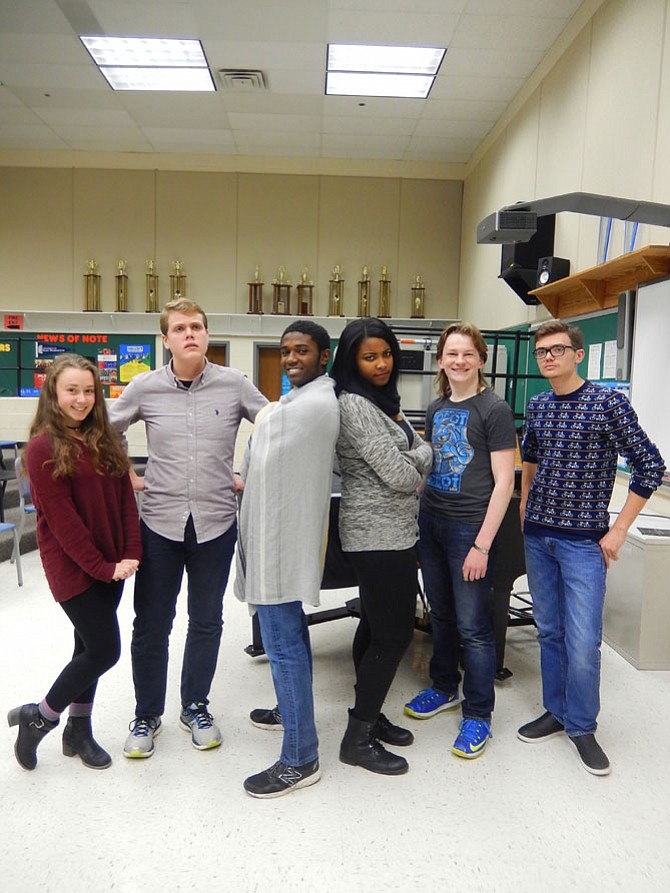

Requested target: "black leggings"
[
  {"left": 45, "top": 580, "right": 123, "bottom": 714},
  {"left": 347, "top": 547, "right": 418, "bottom": 723}
]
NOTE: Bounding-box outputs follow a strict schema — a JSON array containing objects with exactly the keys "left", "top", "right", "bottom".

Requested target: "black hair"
[
  {"left": 329, "top": 317, "right": 401, "bottom": 417},
  {"left": 281, "top": 320, "right": 331, "bottom": 354}
]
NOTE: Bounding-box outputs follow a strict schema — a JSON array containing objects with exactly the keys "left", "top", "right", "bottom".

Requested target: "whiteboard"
[{"left": 630, "top": 277, "right": 670, "bottom": 475}]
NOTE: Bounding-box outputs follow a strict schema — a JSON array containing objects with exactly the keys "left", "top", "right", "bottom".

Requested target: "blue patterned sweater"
[{"left": 522, "top": 381, "right": 665, "bottom": 540}]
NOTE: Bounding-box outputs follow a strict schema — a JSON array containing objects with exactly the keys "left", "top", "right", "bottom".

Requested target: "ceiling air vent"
[{"left": 217, "top": 69, "right": 267, "bottom": 91}]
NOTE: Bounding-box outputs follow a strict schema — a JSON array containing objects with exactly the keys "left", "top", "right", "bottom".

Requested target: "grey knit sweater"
[{"left": 336, "top": 391, "right": 433, "bottom": 552}]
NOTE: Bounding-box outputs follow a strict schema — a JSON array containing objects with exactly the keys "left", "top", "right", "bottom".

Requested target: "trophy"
[
  {"left": 247, "top": 265, "right": 264, "bottom": 314},
  {"left": 115, "top": 259, "right": 128, "bottom": 312},
  {"left": 146, "top": 260, "right": 159, "bottom": 313},
  {"left": 271, "top": 266, "right": 291, "bottom": 315},
  {"left": 410, "top": 274, "right": 425, "bottom": 318},
  {"left": 378, "top": 266, "right": 391, "bottom": 318},
  {"left": 296, "top": 268, "right": 314, "bottom": 316},
  {"left": 357, "top": 266, "right": 371, "bottom": 317},
  {"left": 170, "top": 260, "right": 187, "bottom": 300},
  {"left": 84, "top": 259, "right": 101, "bottom": 312},
  {"left": 328, "top": 264, "right": 344, "bottom": 317}
]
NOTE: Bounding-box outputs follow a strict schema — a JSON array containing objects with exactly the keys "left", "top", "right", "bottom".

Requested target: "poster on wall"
[
  {"left": 16, "top": 332, "right": 155, "bottom": 398},
  {"left": 119, "top": 343, "right": 152, "bottom": 382}
]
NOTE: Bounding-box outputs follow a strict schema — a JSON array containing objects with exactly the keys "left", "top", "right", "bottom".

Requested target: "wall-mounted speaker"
[
  {"left": 536, "top": 256, "right": 571, "bottom": 287},
  {"left": 499, "top": 214, "right": 556, "bottom": 304}
]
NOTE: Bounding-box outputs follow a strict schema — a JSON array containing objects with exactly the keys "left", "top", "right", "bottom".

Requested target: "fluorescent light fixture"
[
  {"left": 328, "top": 45, "right": 444, "bottom": 76},
  {"left": 326, "top": 72, "right": 434, "bottom": 99},
  {"left": 326, "top": 44, "right": 445, "bottom": 99},
  {"left": 80, "top": 36, "right": 215, "bottom": 91}
]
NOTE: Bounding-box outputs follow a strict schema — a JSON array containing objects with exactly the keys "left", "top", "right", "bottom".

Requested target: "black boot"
[
  {"left": 7, "top": 703, "right": 59, "bottom": 770},
  {"left": 339, "top": 711, "right": 409, "bottom": 775},
  {"left": 62, "top": 716, "right": 112, "bottom": 769},
  {"left": 374, "top": 712, "right": 414, "bottom": 747}
]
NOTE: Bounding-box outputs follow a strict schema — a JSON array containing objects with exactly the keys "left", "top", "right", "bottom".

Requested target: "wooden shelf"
[{"left": 528, "top": 244, "right": 670, "bottom": 317}]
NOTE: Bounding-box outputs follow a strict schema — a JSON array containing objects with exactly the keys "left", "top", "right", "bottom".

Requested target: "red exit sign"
[{"left": 3, "top": 314, "right": 24, "bottom": 330}]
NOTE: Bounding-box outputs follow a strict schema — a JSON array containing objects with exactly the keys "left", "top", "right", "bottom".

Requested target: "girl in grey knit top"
[{"left": 330, "top": 318, "right": 433, "bottom": 777}]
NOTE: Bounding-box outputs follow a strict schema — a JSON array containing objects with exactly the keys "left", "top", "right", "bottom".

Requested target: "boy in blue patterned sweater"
[{"left": 518, "top": 320, "right": 665, "bottom": 775}]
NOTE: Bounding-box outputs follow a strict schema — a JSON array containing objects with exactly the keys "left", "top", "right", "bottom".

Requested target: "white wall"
[
  {"left": 0, "top": 169, "right": 462, "bottom": 321},
  {"left": 459, "top": 0, "right": 670, "bottom": 328}
]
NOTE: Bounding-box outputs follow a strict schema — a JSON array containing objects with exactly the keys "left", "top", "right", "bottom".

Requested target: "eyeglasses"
[{"left": 532, "top": 344, "right": 578, "bottom": 360}]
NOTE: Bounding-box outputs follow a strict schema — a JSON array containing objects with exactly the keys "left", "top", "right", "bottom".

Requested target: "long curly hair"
[{"left": 27, "top": 353, "right": 130, "bottom": 478}]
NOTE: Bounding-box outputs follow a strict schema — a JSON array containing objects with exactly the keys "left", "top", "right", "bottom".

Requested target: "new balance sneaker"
[
  {"left": 404, "top": 687, "right": 461, "bottom": 719},
  {"left": 452, "top": 718, "right": 492, "bottom": 759},
  {"left": 570, "top": 734, "right": 610, "bottom": 776},
  {"left": 243, "top": 758, "right": 321, "bottom": 799},
  {"left": 517, "top": 711, "right": 565, "bottom": 743},
  {"left": 249, "top": 706, "right": 283, "bottom": 731},
  {"left": 123, "top": 716, "right": 162, "bottom": 759},
  {"left": 179, "top": 702, "right": 222, "bottom": 751}
]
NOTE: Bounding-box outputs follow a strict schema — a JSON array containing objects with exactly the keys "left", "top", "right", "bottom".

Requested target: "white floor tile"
[{"left": 2, "top": 550, "right": 670, "bottom": 893}]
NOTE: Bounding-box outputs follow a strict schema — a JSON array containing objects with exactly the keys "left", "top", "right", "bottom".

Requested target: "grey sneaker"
[
  {"left": 250, "top": 706, "right": 283, "bottom": 731},
  {"left": 179, "top": 702, "right": 222, "bottom": 750},
  {"left": 123, "top": 716, "right": 162, "bottom": 759}
]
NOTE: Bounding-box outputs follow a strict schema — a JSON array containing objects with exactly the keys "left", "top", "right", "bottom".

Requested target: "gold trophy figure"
[
  {"left": 84, "top": 259, "right": 101, "bottom": 312},
  {"left": 248, "top": 265, "right": 264, "bottom": 314},
  {"left": 296, "top": 268, "right": 314, "bottom": 316},
  {"left": 146, "top": 260, "right": 159, "bottom": 313},
  {"left": 378, "top": 266, "right": 391, "bottom": 318},
  {"left": 170, "top": 260, "right": 187, "bottom": 301},
  {"left": 115, "top": 259, "right": 128, "bottom": 312},
  {"left": 328, "top": 264, "right": 344, "bottom": 317},
  {"left": 357, "top": 266, "right": 371, "bottom": 317},
  {"left": 410, "top": 274, "right": 426, "bottom": 318},
  {"left": 272, "top": 266, "right": 292, "bottom": 315}
]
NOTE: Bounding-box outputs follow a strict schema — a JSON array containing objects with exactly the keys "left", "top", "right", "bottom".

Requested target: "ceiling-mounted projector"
[{"left": 477, "top": 209, "right": 537, "bottom": 244}]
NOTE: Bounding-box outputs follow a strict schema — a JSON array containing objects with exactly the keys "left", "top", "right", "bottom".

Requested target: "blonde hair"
[
  {"left": 159, "top": 299, "right": 208, "bottom": 335},
  {"left": 434, "top": 322, "right": 489, "bottom": 399}
]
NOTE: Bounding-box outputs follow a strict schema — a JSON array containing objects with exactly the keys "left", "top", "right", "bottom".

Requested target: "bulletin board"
[{"left": 0, "top": 332, "right": 155, "bottom": 398}]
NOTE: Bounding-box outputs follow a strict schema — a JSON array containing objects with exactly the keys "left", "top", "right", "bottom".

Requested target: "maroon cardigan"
[{"left": 25, "top": 434, "right": 141, "bottom": 602}]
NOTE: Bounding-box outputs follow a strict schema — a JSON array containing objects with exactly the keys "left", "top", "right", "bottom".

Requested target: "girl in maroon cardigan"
[{"left": 7, "top": 354, "right": 141, "bottom": 771}]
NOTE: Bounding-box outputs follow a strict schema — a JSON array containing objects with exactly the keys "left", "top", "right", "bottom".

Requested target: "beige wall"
[
  {"left": 459, "top": 0, "right": 670, "bottom": 329},
  {"left": 0, "top": 168, "right": 462, "bottom": 320}
]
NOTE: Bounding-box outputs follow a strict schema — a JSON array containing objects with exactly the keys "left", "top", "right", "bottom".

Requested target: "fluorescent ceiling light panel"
[
  {"left": 80, "top": 36, "right": 215, "bottom": 91},
  {"left": 99, "top": 67, "right": 215, "bottom": 92},
  {"left": 326, "top": 72, "right": 434, "bottom": 99},
  {"left": 326, "top": 44, "right": 445, "bottom": 98},
  {"left": 328, "top": 45, "right": 444, "bottom": 76}
]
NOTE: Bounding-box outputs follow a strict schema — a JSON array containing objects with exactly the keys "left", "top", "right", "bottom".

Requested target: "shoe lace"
[
  {"left": 459, "top": 719, "right": 492, "bottom": 743},
  {"left": 129, "top": 717, "right": 157, "bottom": 736},
  {"left": 187, "top": 703, "right": 214, "bottom": 729}
]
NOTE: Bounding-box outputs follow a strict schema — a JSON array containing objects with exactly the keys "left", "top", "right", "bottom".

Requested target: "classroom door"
[{"left": 257, "top": 346, "right": 282, "bottom": 401}]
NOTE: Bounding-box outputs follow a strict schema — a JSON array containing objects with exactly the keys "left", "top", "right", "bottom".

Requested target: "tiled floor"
[{"left": 2, "top": 549, "right": 670, "bottom": 893}]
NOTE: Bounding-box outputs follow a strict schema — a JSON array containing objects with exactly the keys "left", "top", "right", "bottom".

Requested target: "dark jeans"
[
  {"left": 46, "top": 580, "right": 124, "bottom": 714},
  {"left": 131, "top": 516, "right": 237, "bottom": 717},
  {"left": 418, "top": 511, "right": 496, "bottom": 721},
  {"left": 347, "top": 547, "right": 418, "bottom": 723}
]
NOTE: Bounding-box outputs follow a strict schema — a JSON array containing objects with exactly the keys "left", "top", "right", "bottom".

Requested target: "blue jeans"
[
  {"left": 131, "top": 516, "right": 237, "bottom": 717},
  {"left": 418, "top": 512, "right": 496, "bottom": 721},
  {"left": 524, "top": 532, "right": 606, "bottom": 736},
  {"left": 255, "top": 601, "right": 318, "bottom": 767}
]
